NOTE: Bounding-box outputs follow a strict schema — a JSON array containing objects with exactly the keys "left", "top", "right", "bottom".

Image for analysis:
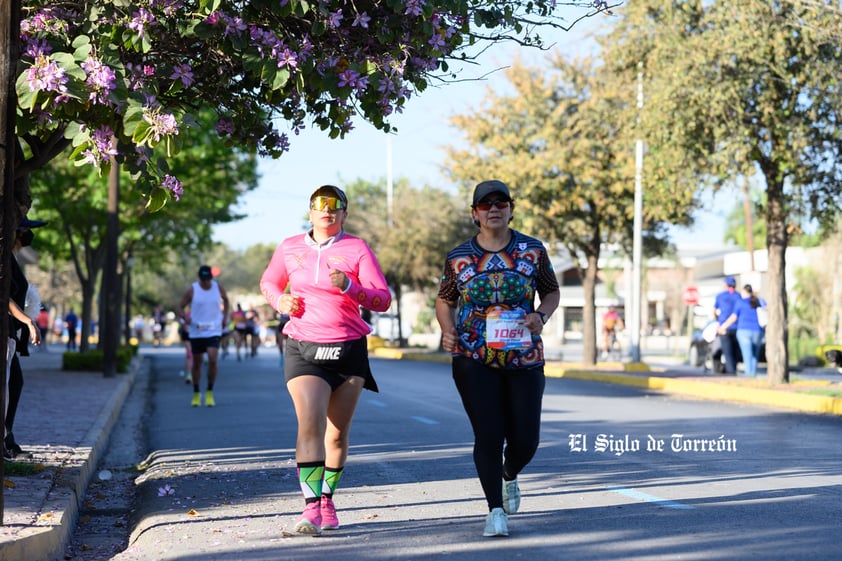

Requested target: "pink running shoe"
[
  {"left": 294, "top": 501, "right": 322, "bottom": 535},
  {"left": 321, "top": 496, "right": 340, "bottom": 530}
]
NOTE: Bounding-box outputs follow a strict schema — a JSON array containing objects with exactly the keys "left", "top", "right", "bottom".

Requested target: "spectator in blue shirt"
[
  {"left": 713, "top": 276, "right": 741, "bottom": 374},
  {"left": 65, "top": 309, "right": 79, "bottom": 351},
  {"left": 718, "top": 284, "right": 766, "bottom": 376}
]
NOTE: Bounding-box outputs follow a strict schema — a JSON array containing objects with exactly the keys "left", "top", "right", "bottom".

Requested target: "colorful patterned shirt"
[{"left": 438, "top": 230, "right": 559, "bottom": 369}]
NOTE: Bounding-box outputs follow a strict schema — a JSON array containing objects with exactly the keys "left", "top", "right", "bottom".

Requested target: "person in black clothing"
[{"left": 5, "top": 215, "right": 48, "bottom": 459}]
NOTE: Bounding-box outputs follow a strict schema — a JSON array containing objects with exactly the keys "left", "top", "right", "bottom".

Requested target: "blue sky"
[{"left": 212, "top": 14, "right": 728, "bottom": 251}]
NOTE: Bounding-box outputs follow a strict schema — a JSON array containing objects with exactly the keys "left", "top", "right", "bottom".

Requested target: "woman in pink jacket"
[{"left": 260, "top": 185, "right": 392, "bottom": 535}]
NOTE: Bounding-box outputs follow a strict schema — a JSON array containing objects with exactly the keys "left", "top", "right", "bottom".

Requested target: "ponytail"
[{"left": 744, "top": 284, "right": 759, "bottom": 309}]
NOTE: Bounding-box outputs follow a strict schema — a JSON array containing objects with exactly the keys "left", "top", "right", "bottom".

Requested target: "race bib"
[{"left": 486, "top": 308, "right": 532, "bottom": 351}]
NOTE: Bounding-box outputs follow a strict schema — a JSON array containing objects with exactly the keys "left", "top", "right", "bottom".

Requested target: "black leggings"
[
  {"left": 452, "top": 356, "right": 545, "bottom": 510},
  {"left": 5, "top": 354, "right": 23, "bottom": 436}
]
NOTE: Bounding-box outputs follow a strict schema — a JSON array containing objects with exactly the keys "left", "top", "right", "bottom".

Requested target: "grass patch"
[
  {"left": 797, "top": 387, "right": 842, "bottom": 398},
  {"left": 4, "top": 461, "right": 47, "bottom": 476}
]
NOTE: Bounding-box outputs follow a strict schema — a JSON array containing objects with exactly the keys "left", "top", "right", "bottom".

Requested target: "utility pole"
[
  {"left": 630, "top": 61, "right": 644, "bottom": 363},
  {"left": 386, "top": 135, "right": 393, "bottom": 228}
]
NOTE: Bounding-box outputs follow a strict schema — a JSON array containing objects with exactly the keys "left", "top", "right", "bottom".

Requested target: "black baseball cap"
[
  {"left": 472, "top": 180, "right": 512, "bottom": 207},
  {"left": 18, "top": 215, "right": 48, "bottom": 229},
  {"left": 198, "top": 265, "right": 213, "bottom": 280}
]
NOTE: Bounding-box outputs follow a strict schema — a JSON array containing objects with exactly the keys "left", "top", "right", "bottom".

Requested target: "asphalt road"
[{"left": 85, "top": 347, "right": 842, "bottom": 561}]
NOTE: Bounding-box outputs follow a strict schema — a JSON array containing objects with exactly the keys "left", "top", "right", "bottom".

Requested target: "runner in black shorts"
[{"left": 259, "top": 185, "right": 393, "bottom": 535}]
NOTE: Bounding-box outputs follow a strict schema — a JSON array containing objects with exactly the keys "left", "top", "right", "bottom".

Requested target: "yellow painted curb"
[
  {"left": 371, "top": 348, "right": 450, "bottom": 363},
  {"left": 370, "top": 351, "right": 842, "bottom": 416},
  {"left": 545, "top": 367, "right": 842, "bottom": 416}
]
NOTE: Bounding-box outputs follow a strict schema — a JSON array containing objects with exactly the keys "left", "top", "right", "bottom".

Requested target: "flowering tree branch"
[{"left": 17, "top": 0, "right": 610, "bottom": 210}]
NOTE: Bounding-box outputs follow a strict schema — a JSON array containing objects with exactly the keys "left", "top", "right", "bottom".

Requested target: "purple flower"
[
  {"left": 352, "top": 12, "right": 371, "bottom": 28},
  {"left": 170, "top": 63, "right": 194, "bottom": 87},
  {"left": 128, "top": 8, "right": 156, "bottom": 39},
  {"left": 405, "top": 0, "right": 425, "bottom": 17},
  {"left": 328, "top": 10, "right": 343, "bottom": 28},
  {"left": 91, "top": 126, "right": 118, "bottom": 158},
  {"left": 276, "top": 133, "right": 290, "bottom": 153},
  {"left": 298, "top": 35, "right": 314, "bottom": 62},
  {"left": 216, "top": 119, "right": 234, "bottom": 135},
  {"left": 162, "top": 175, "right": 183, "bottom": 201},
  {"left": 224, "top": 16, "right": 247, "bottom": 37},
  {"left": 150, "top": 0, "right": 184, "bottom": 16},
  {"left": 81, "top": 57, "right": 117, "bottom": 104},
  {"left": 25, "top": 56, "right": 68, "bottom": 94},
  {"left": 276, "top": 47, "right": 298, "bottom": 69},
  {"left": 338, "top": 69, "right": 365, "bottom": 89},
  {"left": 23, "top": 38, "right": 51, "bottom": 59},
  {"left": 428, "top": 32, "right": 446, "bottom": 52},
  {"left": 143, "top": 106, "right": 179, "bottom": 142}
]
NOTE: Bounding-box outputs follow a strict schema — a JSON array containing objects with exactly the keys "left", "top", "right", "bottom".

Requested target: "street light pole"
[
  {"left": 386, "top": 135, "right": 393, "bottom": 228},
  {"left": 630, "top": 61, "right": 645, "bottom": 363}
]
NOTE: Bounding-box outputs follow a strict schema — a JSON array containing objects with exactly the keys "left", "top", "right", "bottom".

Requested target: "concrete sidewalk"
[
  {"left": 1, "top": 344, "right": 840, "bottom": 561},
  {"left": 0, "top": 346, "right": 142, "bottom": 561}
]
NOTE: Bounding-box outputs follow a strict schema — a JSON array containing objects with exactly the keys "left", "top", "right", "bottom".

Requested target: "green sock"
[
  {"left": 322, "top": 466, "right": 344, "bottom": 498},
  {"left": 297, "top": 462, "right": 324, "bottom": 501}
]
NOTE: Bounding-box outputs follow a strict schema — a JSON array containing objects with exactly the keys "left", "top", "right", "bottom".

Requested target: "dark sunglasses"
[{"left": 475, "top": 200, "right": 511, "bottom": 211}]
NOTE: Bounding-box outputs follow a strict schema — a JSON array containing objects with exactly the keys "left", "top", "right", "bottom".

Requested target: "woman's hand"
[
  {"left": 441, "top": 326, "right": 459, "bottom": 352},
  {"left": 525, "top": 312, "right": 544, "bottom": 335},
  {"left": 28, "top": 320, "right": 41, "bottom": 345},
  {"left": 329, "top": 269, "right": 349, "bottom": 291},
  {"left": 279, "top": 294, "right": 304, "bottom": 317}
]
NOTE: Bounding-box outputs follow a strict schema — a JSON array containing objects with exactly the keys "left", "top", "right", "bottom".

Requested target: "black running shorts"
[
  {"left": 190, "top": 336, "right": 221, "bottom": 355},
  {"left": 284, "top": 336, "right": 378, "bottom": 392}
]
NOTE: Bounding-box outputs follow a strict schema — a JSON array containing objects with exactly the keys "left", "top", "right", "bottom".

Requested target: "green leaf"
[
  {"left": 132, "top": 121, "right": 152, "bottom": 145},
  {"left": 146, "top": 188, "right": 169, "bottom": 212},
  {"left": 272, "top": 67, "right": 290, "bottom": 90},
  {"left": 15, "top": 73, "right": 38, "bottom": 111}
]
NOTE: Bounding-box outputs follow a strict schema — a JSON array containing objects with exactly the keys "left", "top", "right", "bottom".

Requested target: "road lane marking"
[
  {"left": 366, "top": 399, "right": 387, "bottom": 407},
  {"left": 411, "top": 416, "right": 439, "bottom": 425},
  {"left": 608, "top": 487, "right": 694, "bottom": 510}
]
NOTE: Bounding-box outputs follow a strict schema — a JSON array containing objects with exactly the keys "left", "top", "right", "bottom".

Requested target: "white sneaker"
[
  {"left": 502, "top": 478, "right": 521, "bottom": 514},
  {"left": 483, "top": 507, "right": 508, "bottom": 537}
]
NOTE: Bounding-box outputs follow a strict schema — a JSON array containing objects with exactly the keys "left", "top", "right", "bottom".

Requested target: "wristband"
[{"left": 537, "top": 311, "right": 548, "bottom": 324}]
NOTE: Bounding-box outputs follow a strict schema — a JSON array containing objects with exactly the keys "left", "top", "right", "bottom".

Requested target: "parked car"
[{"left": 689, "top": 321, "right": 766, "bottom": 374}]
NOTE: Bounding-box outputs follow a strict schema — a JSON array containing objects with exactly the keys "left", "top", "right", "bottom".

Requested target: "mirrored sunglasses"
[
  {"left": 310, "top": 196, "right": 347, "bottom": 211},
  {"left": 475, "top": 200, "right": 510, "bottom": 211}
]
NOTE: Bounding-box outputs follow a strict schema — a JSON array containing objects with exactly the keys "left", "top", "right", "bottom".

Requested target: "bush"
[
  {"left": 788, "top": 336, "right": 823, "bottom": 366},
  {"left": 62, "top": 347, "right": 134, "bottom": 373}
]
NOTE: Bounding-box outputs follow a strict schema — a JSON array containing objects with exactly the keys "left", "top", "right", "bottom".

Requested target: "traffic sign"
[{"left": 683, "top": 286, "right": 700, "bottom": 306}]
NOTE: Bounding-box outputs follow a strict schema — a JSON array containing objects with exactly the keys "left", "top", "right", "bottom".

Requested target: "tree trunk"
[
  {"left": 101, "top": 159, "right": 119, "bottom": 376},
  {"left": 394, "top": 283, "right": 404, "bottom": 346},
  {"left": 582, "top": 253, "right": 599, "bottom": 365},
  {"left": 80, "top": 279, "right": 96, "bottom": 353},
  {"left": 764, "top": 170, "right": 789, "bottom": 384}
]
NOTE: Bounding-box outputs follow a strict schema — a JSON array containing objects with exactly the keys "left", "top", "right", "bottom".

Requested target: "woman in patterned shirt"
[{"left": 436, "top": 179, "right": 560, "bottom": 538}]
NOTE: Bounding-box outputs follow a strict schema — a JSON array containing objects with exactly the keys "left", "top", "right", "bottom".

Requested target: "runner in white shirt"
[{"left": 177, "top": 265, "right": 230, "bottom": 407}]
